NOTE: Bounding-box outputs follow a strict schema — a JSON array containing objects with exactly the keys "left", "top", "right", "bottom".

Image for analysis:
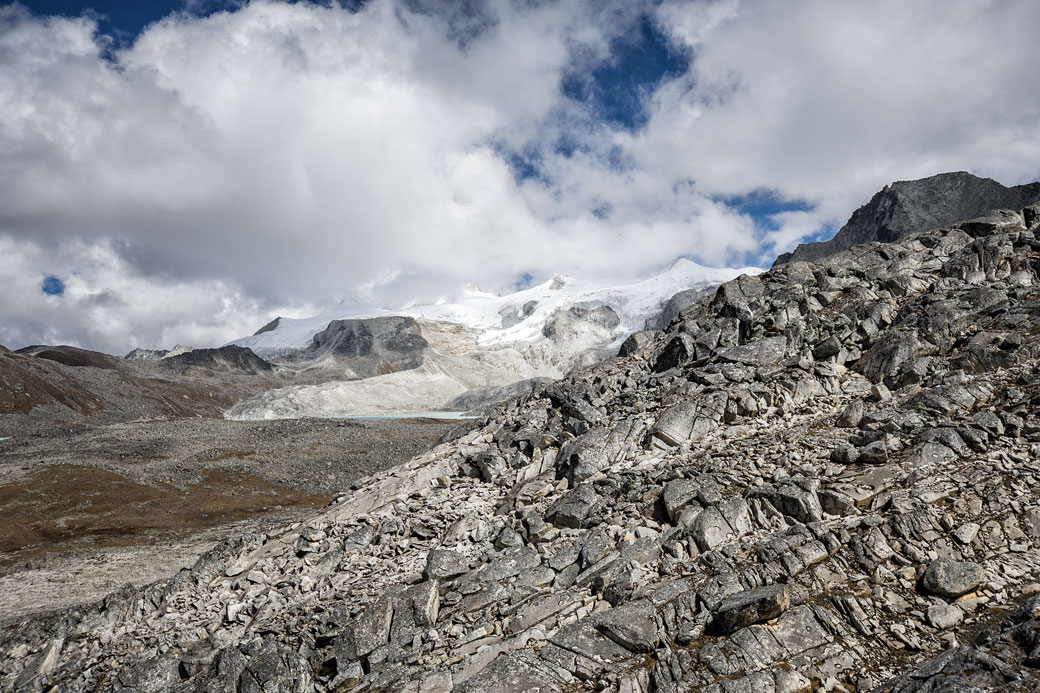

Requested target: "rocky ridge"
[
  {"left": 157, "top": 345, "right": 275, "bottom": 375},
  {"left": 0, "top": 345, "right": 282, "bottom": 434},
  {"left": 775, "top": 171, "right": 1040, "bottom": 266},
  {"left": 292, "top": 317, "right": 429, "bottom": 377},
  {"left": 6, "top": 203, "right": 1040, "bottom": 691}
]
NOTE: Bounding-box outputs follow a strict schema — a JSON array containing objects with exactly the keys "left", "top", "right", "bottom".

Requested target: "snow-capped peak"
[
  {"left": 548, "top": 273, "right": 568, "bottom": 290},
  {"left": 226, "top": 261, "right": 762, "bottom": 358}
]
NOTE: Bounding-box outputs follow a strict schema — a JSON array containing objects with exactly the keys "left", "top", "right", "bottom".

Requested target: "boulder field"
[{"left": 7, "top": 204, "right": 1040, "bottom": 691}]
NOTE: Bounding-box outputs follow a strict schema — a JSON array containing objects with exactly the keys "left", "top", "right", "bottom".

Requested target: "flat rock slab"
[
  {"left": 423, "top": 549, "right": 469, "bottom": 582},
  {"left": 591, "top": 599, "right": 660, "bottom": 653},
  {"left": 719, "top": 336, "right": 787, "bottom": 367},
  {"left": 334, "top": 595, "right": 393, "bottom": 662},
  {"left": 454, "top": 652, "right": 567, "bottom": 693},
  {"left": 690, "top": 498, "right": 751, "bottom": 552},
  {"left": 548, "top": 618, "right": 638, "bottom": 670},
  {"left": 926, "top": 603, "right": 964, "bottom": 629},
  {"left": 834, "top": 463, "right": 902, "bottom": 506}
]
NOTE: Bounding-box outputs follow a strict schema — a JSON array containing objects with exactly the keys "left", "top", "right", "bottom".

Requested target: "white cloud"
[
  {"left": 646, "top": 0, "right": 1040, "bottom": 255},
  {"left": 0, "top": 236, "right": 314, "bottom": 353},
  {"left": 1, "top": 0, "right": 1038, "bottom": 352}
]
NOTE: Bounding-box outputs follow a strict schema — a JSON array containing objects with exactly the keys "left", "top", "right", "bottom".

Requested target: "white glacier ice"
[{"left": 225, "top": 260, "right": 763, "bottom": 419}]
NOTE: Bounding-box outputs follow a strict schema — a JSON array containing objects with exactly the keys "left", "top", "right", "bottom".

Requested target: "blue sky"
[
  {"left": 2, "top": 0, "right": 1040, "bottom": 351},
  {"left": 41, "top": 274, "right": 66, "bottom": 295},
  {"left": 18, "top": 0, "right": 211, "bottom": 39},
  {"left": 560, "top": 14, "right": 688, "bottom": 133},
  {"left": 15, "top": 1, "right": 366, "bottom": 37}
]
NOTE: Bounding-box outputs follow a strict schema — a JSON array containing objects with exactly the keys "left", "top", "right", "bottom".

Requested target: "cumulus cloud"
[
  {"left": 1, "top": 0, "right": 1038, "bottom": 352},
  {"left": 0, "top": 235, "right": 322, "bottom": 352},
  {"left": 646, "top": 0, "right": 1040, "bottom": 237}
]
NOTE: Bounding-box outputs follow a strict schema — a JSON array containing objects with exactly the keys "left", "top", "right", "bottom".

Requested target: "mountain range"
[
  {"left": 6, "top": 172, "right": 1040, "bottom": 428},
  {"left": 6, "top": 170, "right": 1040, "bottom": 691},
  {"left": 221, "top": 260, "right": 760, "bottom": 419}
]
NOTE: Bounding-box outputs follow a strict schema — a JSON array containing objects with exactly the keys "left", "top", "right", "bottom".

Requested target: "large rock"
[
  {"left": 710, "top": 585, "right": 791, "bottom": 635},
  {"left": 618, "top": 330, "right": 655, "bottom": 357},
  {"left": 423, "top": 549, "right": 469, "bottom": 582},
  {"left": 649, "top": 392, "right": 727, "bottom": 448},
  {"left": 645, "top": 287, "right": 715, "bottom": 331},
  {"left": 392, "top": 580, "right": 439, "bottom": 638},
  {"left": 835, "top": 399, "right": 864, "bottom": 428},
  {"left": 334, "top": 595, "right": 394, "bottom": 662},
  {"left": 690, "top": 498, "right": 751, "bottom": 551},
  {"left": 591, "top": 600, "right": 660, "bottom": 653},
  {"left": 556, "top": 422, "right": 641, "bottom": 483},
  {"left": 546, "top": 484, "right": 604, "bottom": 529},
  {"left": 921, "top": 559, "right": 986, "bottom": 598},
  {"left": 653, "top": 333, "right": 697, "bottom": 372},
  {"left": 719, "top": 336, "right": 788, "bottom": 367},
  {"left": 662, "top": 478, "right": 701, "bottom": 523},
  {"left": 336, "top": 591, "right": 393, "bottom": 661},
  {"left": 750, "top": 479, "right": 823, "bottom": 524}
]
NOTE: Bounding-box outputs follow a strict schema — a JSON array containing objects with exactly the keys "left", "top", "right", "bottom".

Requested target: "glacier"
[{"left": 224, "top": 259, "right": 762, "bottom": 419}]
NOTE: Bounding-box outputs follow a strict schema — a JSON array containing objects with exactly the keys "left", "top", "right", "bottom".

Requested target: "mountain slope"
[
  {"left": 157, "top": 345, "right": 275, "bottom": 375},
  {"left": 287, "top": 316, "right": 429, "bottom": 377},
  {"left": 775, "top": 171, "right": 1040, "bottom": 265},
  {"left": 0, "top": 344, "right": 280, "bottom": 433},
  {"left": 7, "top": 197, "right": 1040, "bottom": 690}
]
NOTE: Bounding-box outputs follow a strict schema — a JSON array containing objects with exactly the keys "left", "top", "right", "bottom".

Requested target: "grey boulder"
[{"left": 921, "top": 558, "right": 986, "bottom": 598}]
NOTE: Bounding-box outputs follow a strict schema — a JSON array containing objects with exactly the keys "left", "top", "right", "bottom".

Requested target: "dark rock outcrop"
[
  {"left": 16, "top": 345, "right": 121, "bottom": 370},
  {"left": 775, "top": 171, "right": 1040, "bottom": 265},
  {"left": 645, "top": 286, "right": 716, "bottom": 331},
  {"left": 124, "top": 348, "right": 169, "bottom": 361},
  {"left": 295, "top": 316, "right": 428, "bottom": 377},
  {"left": 160, "top": 345, "right": 273, "bottom": 374},
  {"left": 253, "top": 317, "right": 282, "bottom": 336}
]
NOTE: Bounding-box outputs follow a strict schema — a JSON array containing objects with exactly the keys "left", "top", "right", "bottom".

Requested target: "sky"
[{"left": 2, "top": 0, "right": 1040, "bottom": 354}]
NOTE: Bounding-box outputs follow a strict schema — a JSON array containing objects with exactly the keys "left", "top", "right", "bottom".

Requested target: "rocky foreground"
[{"left": 7, "top": 204, "right": 1040, "bottom": 691}]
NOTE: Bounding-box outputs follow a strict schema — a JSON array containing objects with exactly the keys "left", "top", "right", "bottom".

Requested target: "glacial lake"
[
  {"left": 343, "top": 412, "right": 475, "bottom": 421},
  {"left": 0, "top": 437, "right": 9, "bottom": 441}
]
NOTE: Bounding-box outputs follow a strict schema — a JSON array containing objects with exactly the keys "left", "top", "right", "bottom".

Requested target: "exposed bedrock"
[
  {"left": 298, "top": 316, "right": 429, "bottom": 377},
  {"left": 158, "top": 345, "right": 274, "bottom": 375}
]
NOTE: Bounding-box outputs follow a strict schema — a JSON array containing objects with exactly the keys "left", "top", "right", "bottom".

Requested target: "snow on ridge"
[{"left": 228, "top": 260, "right": 763, "bottom": 357}]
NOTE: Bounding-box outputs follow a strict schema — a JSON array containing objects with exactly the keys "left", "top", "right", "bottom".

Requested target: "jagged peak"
[{"left": 775, "top": 170, "right": 1040, "bottom": 266}]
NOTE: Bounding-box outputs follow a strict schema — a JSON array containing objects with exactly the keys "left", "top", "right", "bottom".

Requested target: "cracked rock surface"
[{"left": 6, "top": 204, "right": 1040, "bottom": 691}]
